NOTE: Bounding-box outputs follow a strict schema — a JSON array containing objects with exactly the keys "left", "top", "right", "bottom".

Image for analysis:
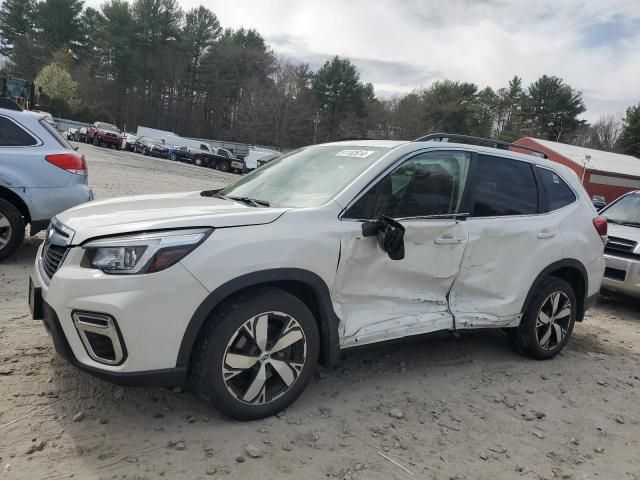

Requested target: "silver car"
[
  {"left": 600, "top": 191, "right": 640, "bottom": 297},
  {"left": 0, "top": 106, "right": 93, "bottom": 261}
]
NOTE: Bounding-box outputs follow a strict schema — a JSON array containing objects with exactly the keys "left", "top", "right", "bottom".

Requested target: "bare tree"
[{"left": 590, "top": 114, "right": 623, "bottom": 151}]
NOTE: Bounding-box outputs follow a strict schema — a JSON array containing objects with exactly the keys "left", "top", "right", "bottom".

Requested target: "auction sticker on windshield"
[{"left": 336, "top": 149, "right": 375, "bottom": 158}]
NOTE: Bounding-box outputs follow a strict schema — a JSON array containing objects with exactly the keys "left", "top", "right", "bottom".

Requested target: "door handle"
[
  {"left": 537, "top": 231, "right": 556, "bottom": 239},
  {"left": 434, "top": 235, "right": 463, "bottom": 245}
]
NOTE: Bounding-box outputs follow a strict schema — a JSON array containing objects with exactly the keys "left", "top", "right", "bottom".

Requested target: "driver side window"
[{"left": 345, "top": 150, "right": 471, "bottom": 219}]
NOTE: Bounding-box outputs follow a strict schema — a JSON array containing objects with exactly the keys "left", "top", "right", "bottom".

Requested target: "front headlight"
[{"left": 82, "top": 228, "right": 212, "bottom": 274}]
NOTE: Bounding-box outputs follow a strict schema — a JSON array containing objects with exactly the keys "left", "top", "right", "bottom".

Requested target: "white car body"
[
  {"left": 600, "top": 191, "right": 640, "bottom": 297},
  {"left": 244, "top": 148, "right": 280, "bottom": 170},
  {"left": 31, "top": 138, "right": 606, "bottom": 416}
]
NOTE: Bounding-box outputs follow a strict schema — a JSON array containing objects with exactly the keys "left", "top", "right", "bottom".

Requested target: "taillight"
[
  {"left": 592, "top": 216, "right": 608, "bottom": 244},
  {"left": 46, "top": 153, "right": 87, "bottom": 175}
]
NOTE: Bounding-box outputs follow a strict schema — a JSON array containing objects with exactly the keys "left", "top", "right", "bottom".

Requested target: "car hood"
[
  {"left": 608, "top": 223, "right": 640, "bottom": 244},
  {"left": 56, "top": 191, "right": 289, "bottom": 244}
]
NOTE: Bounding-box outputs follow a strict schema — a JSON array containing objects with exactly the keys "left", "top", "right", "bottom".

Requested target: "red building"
[{"left": 515, "top": 137, "right": 640, "bottom": 203}]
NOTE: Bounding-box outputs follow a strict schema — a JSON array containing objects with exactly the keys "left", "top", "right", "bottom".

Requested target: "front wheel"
[
  {"left": 219, "top": 161, "right": 230, "bottom": 172},
  {"left": 191, "top": 287, "right": 320, "bottom": 420},
  {"left": 508, "top": 277, "right": 577, "bottom": 360},
  {"left": 0, "top": 198, "right": 25, "bottom": 261}
]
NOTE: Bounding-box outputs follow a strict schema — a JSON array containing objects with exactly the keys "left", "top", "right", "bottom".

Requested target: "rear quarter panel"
[{"left": 550, "top": 163, "right": 605, "bottom": 297}]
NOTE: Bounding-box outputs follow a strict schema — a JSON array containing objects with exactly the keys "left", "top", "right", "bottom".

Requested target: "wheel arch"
[
  {"left": 177, "top": 268, "right": 341, "bottom": 370},
  {"left": 0, "top": 185, "right": 31, "bottom": 223},
  {"left": 522, "top": 259, "right": 588, "bottom": 322}
]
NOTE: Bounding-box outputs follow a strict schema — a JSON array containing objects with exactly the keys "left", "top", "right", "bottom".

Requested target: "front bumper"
[
  {"left": 602, "top": 253, "right": 640, "bottom": 297},
  {"left": 97, "top": 136, "right": 122, "bottom": 146},
  {"left": 32, "top": 244, "right": 210, "bottom": 385},
  {"left": 40, "top": 302, "right": 187, "bottom": 386},
  {"left": 151, "top": 149, "right": 170, "bottom": 158}
]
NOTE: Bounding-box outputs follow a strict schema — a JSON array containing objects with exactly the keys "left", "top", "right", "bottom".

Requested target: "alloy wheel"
[
  {"left": 535, "top": 291, "right": 572, "bottom": 350},
  {"left": 0, "top": 213, "right": 12, "bottom": 250},
  {"left": 222, "top": 311, "right": 307, "bottom": 405}
]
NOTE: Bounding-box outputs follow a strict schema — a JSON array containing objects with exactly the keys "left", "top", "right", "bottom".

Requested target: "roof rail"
[{"left": 413, "top": 132, "right": 549, "bottom": 159}]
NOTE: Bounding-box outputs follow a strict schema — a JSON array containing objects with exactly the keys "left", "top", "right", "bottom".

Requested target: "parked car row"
[{"left": 65, "top": 123, "right": 249, "bottom": 174}]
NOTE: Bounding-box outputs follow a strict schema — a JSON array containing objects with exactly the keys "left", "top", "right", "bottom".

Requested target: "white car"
[
  {"left": 30, "top": 134, "right": 606, "bottom": 420},
  {"left": 599, "top": 191, "right": 640, "bottom": 297}
]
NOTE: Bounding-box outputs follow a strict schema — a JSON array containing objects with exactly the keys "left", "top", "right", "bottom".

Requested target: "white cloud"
[{"left": 84, "top": 0, "right": 640, "bottom": 121}]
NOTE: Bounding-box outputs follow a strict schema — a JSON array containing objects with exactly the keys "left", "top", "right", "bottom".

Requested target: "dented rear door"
[{"left": 448, "top": 154, "right": 562, "bottom": 328}]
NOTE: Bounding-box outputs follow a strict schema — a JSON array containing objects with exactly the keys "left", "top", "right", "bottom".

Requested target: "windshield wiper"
[
  {"left": 200, "top": 190, "right": 270, "bottom": 207},
  {"left": 200, "top": 189, "right": 222, "bottom": 198},
  {"left": 606, "top": 218, "right": 640, "bottom": 227},
  {"left": 228, "top": 196, "right": 270, "bottom": 207}
]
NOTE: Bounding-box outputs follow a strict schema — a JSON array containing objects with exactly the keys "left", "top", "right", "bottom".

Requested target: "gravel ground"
[{"left": 1, "top": 143, "right": 639, "bottom": 480}]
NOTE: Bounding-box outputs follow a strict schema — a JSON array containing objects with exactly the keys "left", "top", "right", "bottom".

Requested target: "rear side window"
[
  {"left": 471, "top": 155, "right": 538, "bottom": 217},
  {"left": 39, "top": 120, "right": 73, "bottom": 149},
  {"left": 537, "top": 167, "right": 576, "bottom": 211},
  {"left": 0, "top": 116, "right": 38, "bottom": 146}
]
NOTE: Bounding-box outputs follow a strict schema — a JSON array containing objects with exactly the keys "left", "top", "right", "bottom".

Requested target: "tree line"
[{"left": 0, "top": 0, "right": 638, "bottom": 156}]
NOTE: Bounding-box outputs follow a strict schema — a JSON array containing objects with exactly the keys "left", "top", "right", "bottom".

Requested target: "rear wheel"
[
  {"left": 194, "top": 156, "right": 203, "bottom": 166},
  {"left": 219, "top": 160, "right": 230, "bottom": 172},
  {"left": 191, "top": 287, "right": 319, "bottom": 420},
  {"left": 508, "top": 277, "right": 576, "bottom": 360},
  {"left": 0, "top": 199, "right": 25, "bottom": 262}
]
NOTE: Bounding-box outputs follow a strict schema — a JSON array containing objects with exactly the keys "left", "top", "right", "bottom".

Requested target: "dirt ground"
[{"left": 1, "top": 144, "right": 639, "bottom": 480}]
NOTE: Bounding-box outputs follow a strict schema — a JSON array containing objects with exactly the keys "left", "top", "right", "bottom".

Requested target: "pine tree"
[{"left": 0, "top": 0, "right": 36, "bottom": 56}]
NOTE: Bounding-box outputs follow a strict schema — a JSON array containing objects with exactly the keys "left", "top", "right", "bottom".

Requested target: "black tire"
[
  {"left": 219, "top": 160, "right": 230, "bottom": 172},
  {"left": 191, "top": 287, "right": 320, "bottom": 420},
  {"left": 508, "top": 277, "right": 577, "bottom": 360},
  {"left": 0, "top": 198, "right": 25, "bottom": 262},
  {"left": 93, "top": 136, "right": 99, "bottom": 146},
  {"left": 194, "top": 156, "right": 203, "bottom": 166},
  {"left": 170, "top": 153, "right": 177, "bottom": 161}
]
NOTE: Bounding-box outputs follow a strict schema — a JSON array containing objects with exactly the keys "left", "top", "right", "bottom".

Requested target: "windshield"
[
  {"left": 601, "top": 193, "right": 640, "bottom": 225},
  {"left": 97, "top": 122, "right": 118, "bottom": 132},
  {"left": 145, "top": 137, "right": 163, "bottom": 145},
  {"left": 220, "top": 145, "right": 390, "bottom": 207}
]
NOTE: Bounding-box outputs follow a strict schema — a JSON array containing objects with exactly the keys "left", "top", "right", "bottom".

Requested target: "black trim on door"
[{"left": 531, "top": 164, "right": 547, "bottom": 213}]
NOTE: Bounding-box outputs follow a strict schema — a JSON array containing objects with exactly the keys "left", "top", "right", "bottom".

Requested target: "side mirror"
[{"left": 361, "top": 217, "right": 405, "bottom": 260}]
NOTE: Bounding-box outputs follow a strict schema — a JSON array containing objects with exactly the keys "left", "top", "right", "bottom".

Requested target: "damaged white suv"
[{"left": 30, "top": 134, "right": 606, "bottom": 420}]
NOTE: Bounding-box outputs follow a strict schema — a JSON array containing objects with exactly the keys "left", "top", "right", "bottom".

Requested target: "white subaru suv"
[{"left": 30, "top": 134, "right": 606, "bottom": 420}]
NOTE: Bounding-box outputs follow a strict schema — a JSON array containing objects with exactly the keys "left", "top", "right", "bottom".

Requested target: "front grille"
[
  {"left": 605, "top": 236, "right": 639, "bottom": 260},
  {"left": 42, "top": 244, "right": 67, "bottom": 278},
  {"left": 604, "top": 267, "right": 626, "bottom": 282},
  {"left": 40, "top": 221, "right": 73, "bottom": 281}
]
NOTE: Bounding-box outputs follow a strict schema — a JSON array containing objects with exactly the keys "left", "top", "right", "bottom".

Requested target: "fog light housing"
[{"left": 72, "top": 311, "right": 126, "bottom": 365}]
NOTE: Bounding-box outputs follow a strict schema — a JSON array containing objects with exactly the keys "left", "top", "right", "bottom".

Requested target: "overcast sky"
[{"left": 85, "top": 0, "right": 640, "bottom": 121}]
